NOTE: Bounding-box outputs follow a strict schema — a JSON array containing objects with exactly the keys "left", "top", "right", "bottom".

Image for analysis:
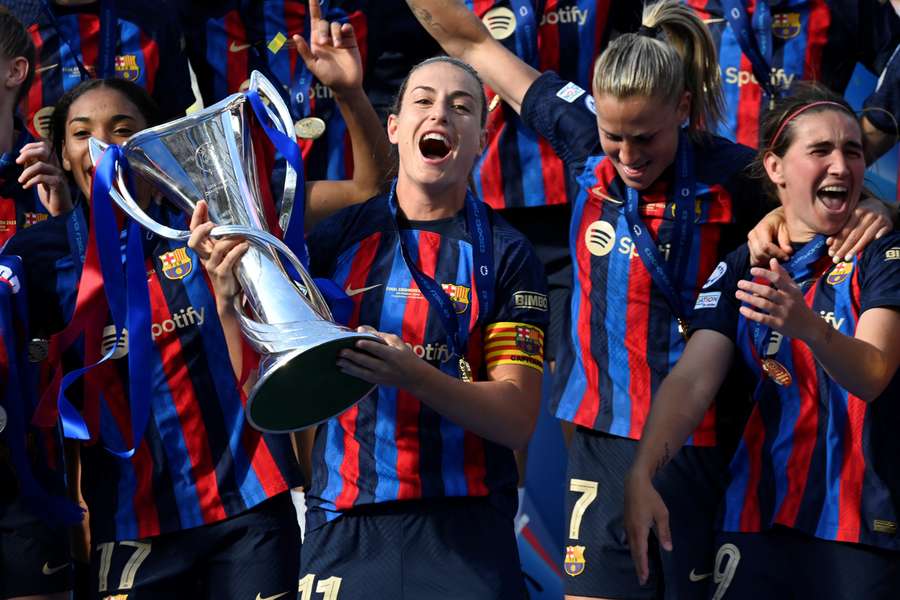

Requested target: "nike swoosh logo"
[
  {"left": 255, "top": 593, "right": 288, "bottom": 600},
  {"left": 345, "top": 283, "right": 381, "bottom": 297},
  {"left": 230, "top": 41, "right": 252, "bottom": 52},
  {"left": 42, "top": 562, "right": 70, "bottom": 576},
  {"left": 35, "top": 63, "right": 59, "bottom": 74},
  {"left": 688, "top": 569, "right": 712, "bottom": 582}
]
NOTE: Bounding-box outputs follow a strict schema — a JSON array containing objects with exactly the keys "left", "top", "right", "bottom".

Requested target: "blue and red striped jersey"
[
  {"left": 684, "top": 0, "right": 900, "bottom": 148},
  {"left": 3, "top": 204, "right": 301, "bottom": 543},
  {"left": 0, "top": 120, "right": 48, "bottom": 248},
  {"left": 692, "top": 234, "right": 900, "bottom": 550},
  {"left": 522, "top": 72, "right": 770, "bottom": 445},
  {"left": 17, "top": 1, "right": 193, "bottom": 139},
  {"left": 304, "top": 193, "right": 549, "bottom": 530},
  {"left": 184, "top": 0, "right": 367, "bottom": 182}
]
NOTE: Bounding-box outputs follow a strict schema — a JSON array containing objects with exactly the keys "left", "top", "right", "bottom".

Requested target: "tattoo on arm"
[
  {"left": 412, "top": 7, "right": 447, "bottom": 34},
  {"left": 653, "top": 443, "right": 671, "bottom": 478}
]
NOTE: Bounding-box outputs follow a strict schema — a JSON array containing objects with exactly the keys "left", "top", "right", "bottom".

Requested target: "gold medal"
[
  {"left": 489, "top": 94, "right": 502, "bottom": 112},
  {"left": 761, "top": 358, "right": 792, "bottom": 386},
  {"left": 294, "top": 117, "right": 326, "bottom": 140},
  {"left": 458, "top": 357, "right": 473, "bottom": 382},
  {"left": 676, "top": 318, "right": 689, "bottom": 342}
]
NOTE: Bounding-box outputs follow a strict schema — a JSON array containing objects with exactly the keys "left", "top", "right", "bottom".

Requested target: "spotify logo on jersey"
[
  {"left": 483, "top": 7, "right": 517, "bottom": 40},
  {"left": 584, "top": 220, "right": 616, "bottom": 257}
]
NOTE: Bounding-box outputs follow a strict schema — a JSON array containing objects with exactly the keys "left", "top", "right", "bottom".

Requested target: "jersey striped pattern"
[
  {"left": 192, "top": 1, "right": 367, "bottom": 182},
  {"left": 718, "top": 238, "right": 900, "bottom": 550},
  {"left": 52, "top": 207, "right": 298, "bottom": 543},
  {"left": 466, "top": 0, "right": 610, "bottom": 209},
  {"left": 685, "top": 0, "right": 833, "bottom": 148},
  {"left": 305, "top": 197, "right": 547, "bottom": 529},
  {"left": 21, "top": 6, "right": 189, "bottom": 139}
]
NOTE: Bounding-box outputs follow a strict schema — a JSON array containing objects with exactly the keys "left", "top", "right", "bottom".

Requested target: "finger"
[
  {"left": 830, "top": 215, "right": 869, "bottom": 262},
  {"left": 356, "top": 325, "right": 378, "bottom": 334},
  {"left": 750, "top": 241, "right": 791, "bottom": 265},
  {"left": 330, "top": 21, "right": 342, "bottom": 47},
  {"left": 292, "top": 34, "right": 315, "bottom": 66},
  {"left": 628, "top": 524, "right": 649, "bottom": 586},
  {"left": 208, "top": 237, "right": 245, "bottom": 268},
  {"left": 19, "top": 172, "right": 63, "bottom": 191},
  {"left": 354, "top": 338, "right": 396, "bottom": 356},
  {"left": 187, "top": 221, "right": 216, "bottom": 254},
  {"left": 777, "top": 222, "right": 792, "bottom": 254},
  {"left": 308, "top": 0, "right": 322, "bottom": 23},
  {"left": 338, "top": 22, "right": 356, "bottom": 48},
  {"left": 16, "top": 142, "right": 52, "bottom": 164},
  {"left": 217, "top": 241, "right": 250, "bottom": 274},
  {"left": 315, "top": 11, "right": 329, "bottom": 45},
  {"left": 735, "top": 289, "right": 776, "bottom": 312},
  {"left": 336, "top": 359, "right": 380, "bottom": 384},
  {"left": 876, "top": 223, "right": 891, "bottom": 240},
  {"left": 189, "top": 200, "right": 210, "bottom": 231},
  {"left": 339, "top": 347, "right": 386, "bottom": 371},
  {"left": 655, "top": 508, "right": 673, "bottom": 552},
  {"left": 739, "top": 305, "right": 774, "bottom": 326},
  {"left": 841, "top": 227, "right": 877, "bottom": 263},
  {"left": 736, "top": 278, "right": 777, "bottom": 299}
]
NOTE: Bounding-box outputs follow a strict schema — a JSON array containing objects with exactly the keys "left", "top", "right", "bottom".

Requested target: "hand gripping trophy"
[{"left": 88, "top": 71, "right": 378, "bottom": 433}]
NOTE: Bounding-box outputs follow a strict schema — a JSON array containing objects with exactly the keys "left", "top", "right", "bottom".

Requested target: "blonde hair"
[{"left": 592, "top": 0, "right": 723, "bottom": 133}]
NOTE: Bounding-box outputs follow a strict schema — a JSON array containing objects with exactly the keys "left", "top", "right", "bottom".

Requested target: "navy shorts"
[
  {"left": 0, "top": 512, "right": 73, "bottom": 598},
  {"left": 301, "top": 496, "right": 526, "bottom": 599},
  {"left": 563, "top": 427, "right": 728, "bottom": 599},
  {"left": 89, "top": 492, "right": 301, "bottom": 600},
  {"left": 708, "top": 528, "right": 900, "bottom": 600}
]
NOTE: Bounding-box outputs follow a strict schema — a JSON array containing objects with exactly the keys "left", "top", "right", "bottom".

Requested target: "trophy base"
[{"left": 245, "top": 335, "right": 378, "bottom": 433}]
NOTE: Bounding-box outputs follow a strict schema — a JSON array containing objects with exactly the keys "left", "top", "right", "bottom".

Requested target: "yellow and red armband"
[{"left": 484, "top": 322, "right": 545, "bottom": 373}]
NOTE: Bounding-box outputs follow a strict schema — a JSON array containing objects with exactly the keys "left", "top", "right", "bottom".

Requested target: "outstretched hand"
[
  {"left": 188, "top": 200, "right": 249, "bottom": 305},
  {"left": 293, "top": 0, "right": 362, "bottom": 94}
]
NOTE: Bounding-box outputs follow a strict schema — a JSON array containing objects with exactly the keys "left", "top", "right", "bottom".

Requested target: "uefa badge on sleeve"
[{"left": 565, "top": 545, "right": 586, "bottom": 576}]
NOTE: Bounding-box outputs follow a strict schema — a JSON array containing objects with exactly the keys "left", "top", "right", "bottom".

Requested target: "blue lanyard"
[
  {"left": 386, "top": 181, "right": 494, "bottom": 372},
  {"left": 40, "top": 0, "right": 118, "bottom": 80},
  {"left": 722, "top": 0, "right": 778, "bottom": 99},
  {"left": 746, "top": 235, "right": 827, "bottom": 360},
  {"left": 621, "top": 129, "right": 696, "bottom": 334}
]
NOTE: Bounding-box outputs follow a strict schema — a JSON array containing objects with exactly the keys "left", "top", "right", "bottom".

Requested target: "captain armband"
[{"left": 484, "top": 322, "right": 545, "bottom": 373}]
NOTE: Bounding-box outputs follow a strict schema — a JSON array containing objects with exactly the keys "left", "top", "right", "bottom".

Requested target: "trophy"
[{"left": 88, "top": 71, "right": 377, "bottom": 433}]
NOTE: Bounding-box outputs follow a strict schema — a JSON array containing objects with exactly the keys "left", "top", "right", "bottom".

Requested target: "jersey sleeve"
[
  {"left": 858, "top": 233, "right": 900, "bottom": 313},
  {"left": 855, "top": 0, "right": 900, "bottom": 133},
  {"left": 519, "top": 71, "right": 601, "bottom": 174},
  {"left": 483, "top": 228, "right": 550, "bottom": 373},
  {"left": 689, "top": 245, "right": 751, "bottom": 344}
]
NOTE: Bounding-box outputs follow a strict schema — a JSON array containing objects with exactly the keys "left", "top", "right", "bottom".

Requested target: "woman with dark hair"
[
  {"left": 626, "top": 85, "right": 900, "bottom": 599},
  {"left": 2, "top": 3, "right": 389, "bottom": 597},
  {"left": 196, "top": 53, "right": 550, "bottom": 598}
]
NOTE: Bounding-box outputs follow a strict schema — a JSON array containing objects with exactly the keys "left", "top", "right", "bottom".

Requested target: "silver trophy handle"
[{"left": 248, "top": 70, "right": 300, "bottom": 233}]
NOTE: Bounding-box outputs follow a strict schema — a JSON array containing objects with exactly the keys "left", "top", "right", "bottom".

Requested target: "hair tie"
[
  {"left": 637, "top": 24, "right": 661, "bottom": 39},
  {"left": 770, "top": 101, "right": 851, "bottom": 148}
]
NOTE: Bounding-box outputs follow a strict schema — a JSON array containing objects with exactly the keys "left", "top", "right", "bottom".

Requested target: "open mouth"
[
  {"left": 817, "top": 184, "right": 849, "bottom": 212},
  {"left": 620, "top": 162, "right": 649, "bottom": 179},
  {"left": 418, "top": 132, "right": 451, "bottom": 161}
]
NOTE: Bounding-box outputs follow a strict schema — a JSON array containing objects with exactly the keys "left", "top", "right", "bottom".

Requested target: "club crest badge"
[
  {"left": 441, "top": 283, "right": 471, "bottom": 314},
  {"left": 565, "top": 545, "right": 586, "bottom": 577},
  {"left": 515, "top": 326, "right": 541, "bottom": 355},
  {"left": 159, "top": 247, "right": 193, "bottom": 280},
  {"left": 826, "top": 262, "right": 853, "bottom": 286},
  {"left": 24, "top": 212, "right": 48, "bottom": 227},
  {"left": 114, "top": 54, "right": 141, "bottom": 81},
  {"left": 772, "top": 13, "right": 801, "bottom": 39},
  {"left": 762, "top": 358, "right": 792, "bottom": 386}
]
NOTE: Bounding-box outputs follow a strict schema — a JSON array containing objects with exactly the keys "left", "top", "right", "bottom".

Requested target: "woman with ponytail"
[{"left": 405, "top": 1, "right": 892, "bottom": 598}]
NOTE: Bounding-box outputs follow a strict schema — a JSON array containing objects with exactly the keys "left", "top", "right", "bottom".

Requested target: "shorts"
[
  {"left": 708, "top": 528, "right": 900, "bottom": 600},
  {"left": 301, "top": 496, "right": 526, "bottom": 599},
  {"left": 0, "top": 514, "right": 73, "bottom": 598},
  {"left": 563, "top": 427, "right": 728, "bottom": 599},
  {"left": 89, "top": 492, "right": 301, "bottom": 600},
  {"left": 499, "top": 204, "right": 572, "bottom": 362}
]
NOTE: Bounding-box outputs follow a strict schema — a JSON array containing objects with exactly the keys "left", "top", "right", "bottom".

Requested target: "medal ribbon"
[
  {"left": 722, "top": 0, "right": 779, "bottom": 100},
  {"left": 40, "top": 0, "right": 118, "bottom": 80},
  {"left": 0, "top": 255, "right": 83, "bottom": 524},
  {"left": 386, "top": 181, "right": 494, "bottom": 376},
  {"left": 621, "top": 129, "right": 696, "bottom": 334}
]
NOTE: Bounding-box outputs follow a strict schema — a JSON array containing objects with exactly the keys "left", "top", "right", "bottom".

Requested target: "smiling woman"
[
  {"left": 293, "top": 55, "right": 549, "bottom": 599},
  {"left": 626, "top": 85, "right": 900, "bottom": 599}
]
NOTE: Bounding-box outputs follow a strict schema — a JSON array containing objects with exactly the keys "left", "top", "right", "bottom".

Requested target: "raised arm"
[
  {"left": 296, "top": 0, "right": 392, "bottom": 230},
  {"left": 624, "top": 329, "right": 734, "bottom": 585},
  {"left": 405, "top": 0, "right": 540, "bottom": 114}
]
